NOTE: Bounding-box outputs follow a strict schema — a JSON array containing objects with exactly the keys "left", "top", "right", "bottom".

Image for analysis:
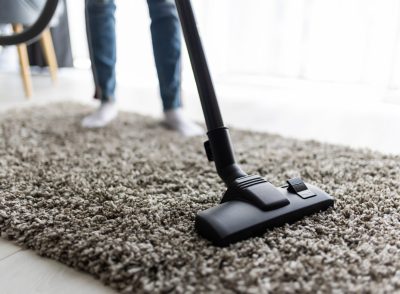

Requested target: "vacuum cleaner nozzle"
[{"left": 196, "top": 177, "right": 334, "bottom": 246}]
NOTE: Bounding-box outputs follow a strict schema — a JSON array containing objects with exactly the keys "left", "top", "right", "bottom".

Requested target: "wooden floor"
[
  {"left": 0, "top": 239, "right": 116, "bottom": 294},
  {"left": 1, "top": 69, "right": 400, "bottom": 293}
]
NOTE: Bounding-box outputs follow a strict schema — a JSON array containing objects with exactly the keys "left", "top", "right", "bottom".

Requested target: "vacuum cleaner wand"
[
  {"left": 176, "top": 0, "right": 334, "bottom": 246},
  {"left": 174, "top": 0, "right": 223, "bottom": 131},
  {"left": 175, "top": 0, "right": 246, "bottom": 184}
]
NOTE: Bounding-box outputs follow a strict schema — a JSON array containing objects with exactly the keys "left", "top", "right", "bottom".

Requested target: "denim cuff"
[{"left": 94, "top": 87, "right": 114, "bottom": 103}]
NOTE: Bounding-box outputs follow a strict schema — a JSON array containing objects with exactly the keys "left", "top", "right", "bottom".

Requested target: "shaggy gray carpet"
[{"left": 0, "top": 103, "right": 400, "bottom": 294}]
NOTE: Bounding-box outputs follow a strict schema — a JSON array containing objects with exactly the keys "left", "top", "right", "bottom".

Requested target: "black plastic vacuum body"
[{"left": 175, "top": 0, "right": 334, "bottom": 246}]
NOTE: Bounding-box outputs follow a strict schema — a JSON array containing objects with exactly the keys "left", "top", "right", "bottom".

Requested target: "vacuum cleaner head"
[
  {"left": 175, "top": 0, "right": 334, "bottom": 246},
  {"left": 196, "top": 177, "right": 334, "bottom": 246}
]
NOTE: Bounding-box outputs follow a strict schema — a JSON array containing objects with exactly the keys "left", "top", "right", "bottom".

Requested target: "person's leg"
[
  {"left": 147, "top": 0, "right": 181, "bottom": 111},
  {"left": 82, "top": 0, "right": 118, "bottom": 128},
  {"left": 147, "top": 0, "right": 203, "bottom": 136}
]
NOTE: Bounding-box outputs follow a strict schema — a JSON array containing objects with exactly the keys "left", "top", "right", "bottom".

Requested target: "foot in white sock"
[
  {"left": 81, "top": 101, "right": 118, "bottom": 128},
  {"left": 163, "top": 108, "right": 204, "bottom": 137}
]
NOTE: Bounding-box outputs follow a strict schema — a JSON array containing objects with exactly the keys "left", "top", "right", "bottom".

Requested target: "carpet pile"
[{"left": 0, "top": 104, "right": 399, "bottom": 293}]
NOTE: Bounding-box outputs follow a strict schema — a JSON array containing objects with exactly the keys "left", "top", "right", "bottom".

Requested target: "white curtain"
[
  {"left": 67, "top": 0, "right": 400, "bottom": 97},
  {"left": 195, "top": 0, "right": 400, "bottom": 85}
]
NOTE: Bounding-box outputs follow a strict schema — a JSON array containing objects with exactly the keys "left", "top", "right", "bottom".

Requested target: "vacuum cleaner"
[
  {"left": 0, "top": 0, "right": 59, "bottom": 46},
  {"left": 175, "top": 0, "right": 334, "bottom": 246},
  {"left": 0, "top": 0, "right": 334, "bottom": 247}
]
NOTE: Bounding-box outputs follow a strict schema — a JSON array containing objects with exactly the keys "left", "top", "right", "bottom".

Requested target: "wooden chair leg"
[
  {"left": 39, "top": 28, "right": 58, "bottom": 83},
  {"left": 12, "top": 24, "right": 33, "bottom": 99}
]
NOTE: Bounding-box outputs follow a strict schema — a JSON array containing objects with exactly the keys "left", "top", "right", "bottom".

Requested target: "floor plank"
[
  {"left": 0, "top": 247, "right": 117, "bottom": 294},
  {"left": 0, "top": 238, "right": 22, "bottom": 260}
]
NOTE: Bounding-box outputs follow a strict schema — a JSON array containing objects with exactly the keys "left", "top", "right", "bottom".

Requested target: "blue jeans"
[{"left": 85, "top": 0, "right": 182, "bottom": 111}]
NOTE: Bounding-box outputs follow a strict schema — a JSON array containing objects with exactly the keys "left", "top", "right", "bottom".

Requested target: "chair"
[{"left": 0, "top": 0, "right": 62, "bottom": 98}]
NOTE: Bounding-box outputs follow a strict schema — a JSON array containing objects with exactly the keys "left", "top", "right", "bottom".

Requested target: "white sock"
[
  {"left": 163, "top": 108, "right": 204, "bottom": 137},
  {"left": 81, "top": 101, "right": 118, "bottom": 128}
]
